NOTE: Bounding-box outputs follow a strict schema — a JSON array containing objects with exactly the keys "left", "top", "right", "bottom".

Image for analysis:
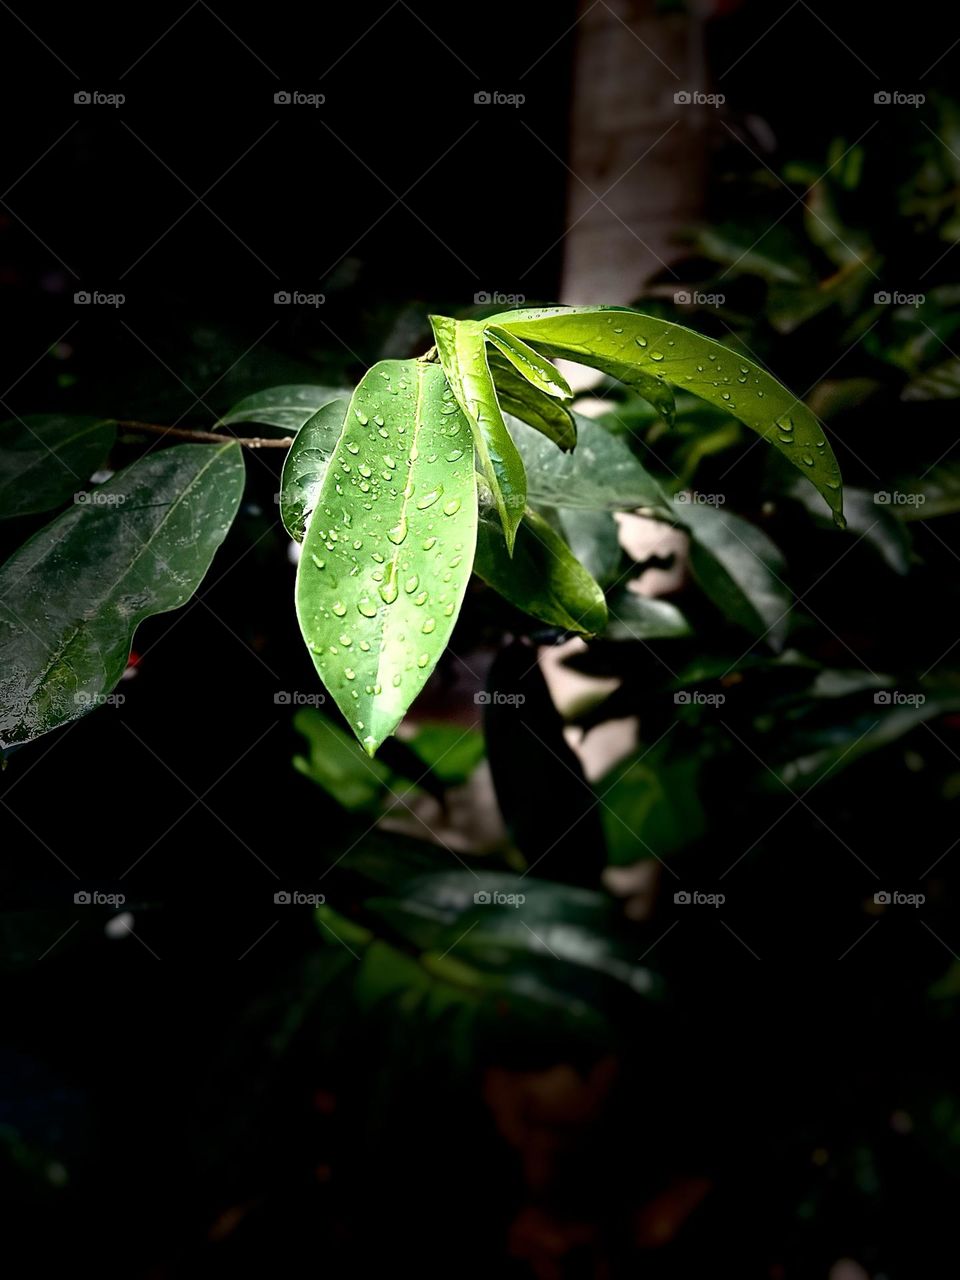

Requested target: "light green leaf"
[
  {"left": 671, "top": 499, "right": 790, "bottom": 649},
  {"left": 0, "top": 442, "right": 244, "bottom": 748},
  {"left": 279, "top": 400, "right": 348, "bottom": 541},
  {"left": 489, "top": 352, "right": 577, "bottom": 450},
  {"left": 0, "top": 414, "right": 116, "bottom": 519},
  {"left": 296, "top": 359, "right": 477, "bottom": 755},
  {"left": 429, "top": 315, "right": 526, "bottom": 550},
  {"left": 292, "top": 707, "right": 390, "bottom": 811},
  {"left": 485, "top": 325, "right": 572, "bottom": 399},
  {"left": 475, "top": 504, "right": 607, "bottom": 636},
  {"left": 488, "top": 305, "right": 844, "bottom": 522},
  {"left": 220, "top": 383, "right": 347, "bottom": 434},
  {"left": 510, "top": 411, "right": 671, "bottom": 515}
]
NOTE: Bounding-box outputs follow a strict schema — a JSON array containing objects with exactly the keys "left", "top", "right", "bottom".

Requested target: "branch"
[{"left": 118, "top": 420, "right": 294, "bottom": 449}]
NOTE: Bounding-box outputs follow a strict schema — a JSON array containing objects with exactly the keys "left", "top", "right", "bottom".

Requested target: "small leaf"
[
  {"left": 0, "top": 442, "right": 245, "bottom": 748},
  {"left": 489, "top": 352, "right": 577, "bottom": 450},
  {"left": 0, "top": 414, "right": 116, "bottom": 519},
  {"left": 429, "top": 315, "right": 526, "bottom": 550},
  {"left": 488, "top": 305, "right": 844, "bottom": 523},
  {"left": 296, "top": 359, "right": 477, "bottom": 755},
  {"left": 485, "top": 325, "right": 572, "bottom": 399},
  {"left": 279, "top": 399, "right": 347, "bottom": 541},
  {"left": 220, "top": 383, "right": 348, "bottom": 434},
  {"left": 510, "top": 410, "right": 672, "bottom": 515},
  {"left": 673, "top": 499, "right": 791, "bottom": 650},
  {"left": 475, "top": 504, "right": 608, "bottom": 636}
]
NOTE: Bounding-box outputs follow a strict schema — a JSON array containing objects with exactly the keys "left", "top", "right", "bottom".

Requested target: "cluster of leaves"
[{"left": 0, "top": 305, "right": 841, "bottom": 758}]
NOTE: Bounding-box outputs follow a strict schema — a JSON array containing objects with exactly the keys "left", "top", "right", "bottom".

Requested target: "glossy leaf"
[
  {"left": 296, "top": 359, "right": 477, "bottom": 755},
  {"left": 0, "top": 414, "right": 116, "bottom": 519},
  {"left": 556, "top": 507, "right": 622, "bottom": 585},
  {"left": 429, "top": 315, "right": 526, "bottom": 550},
  {"left": 511, "top": 411, "right": 671, "bottom": 515},
  {"left": 220, "top": 383, "right": 347, "bottom": 434},
  {"left": 0, "top": 442, "right": 244, "bottom": 748},
  {"left": 279, "top": 399, "right": 347, "bottom": 541},
  {"left": 673, "top": 499, "right": 791, "bottom": 650},
  {"left": 487, "top": 305, "right": 845, "bottom": 523},
  {"left": 475, "top": 504, "right": 608, "bottom": 635},
  {"left": 488, "top": 352, "right": 577, "bottom": 450},
  {"left": 485, "top": 325, "right": 572, "bottom": 399},
  {"left": 603, "top": 590, "right": 691, "bottom": 642}
]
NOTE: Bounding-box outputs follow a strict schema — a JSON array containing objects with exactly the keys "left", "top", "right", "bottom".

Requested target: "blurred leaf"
[
  {"left": 603, "top": 589, "right": 691, "bottom": 641},
  {"left": 599, "top": 745, "right": 705, "bottom": 864},
  {"left": 791, "top": 483, "right": 912, "bottom": 574},
  {"left": 404, "top": 722, "right": 484, "bottom": 786},
  {"left": 293, "top": 707, "right": 391, "bottom": 811},
  {"left": 278, "top": 399, "right": 347, "bottom": 541},
  {"left": 556, "top": 507, "right": 622, "bottom": 585},
  {"left": 220, "top": 384, "right": 348, "bottom": 434},
  {"left": 0, "top": 443, "right": 244, "bottom": 748},
  {"left": 0, "top": 415, "right": 116, "bottom": 520},
  {"left": 475, "top": 505, "right": 608, "bottom": 635},
  {"left": 903, "top": 357, "right": 960, "bottom": 400}
]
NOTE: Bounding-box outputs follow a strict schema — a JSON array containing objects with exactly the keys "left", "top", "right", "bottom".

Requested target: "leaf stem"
[{"left": 117, "top": 420, "right": 294, "bottom": 449}]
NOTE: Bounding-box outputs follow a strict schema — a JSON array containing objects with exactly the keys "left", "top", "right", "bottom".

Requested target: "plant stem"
[{"left": 117, "top": 420, "right": 294, "bottom": 449}]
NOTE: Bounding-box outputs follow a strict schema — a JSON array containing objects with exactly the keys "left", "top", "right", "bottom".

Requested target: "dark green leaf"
[
  {"left": 279, "top": 399, "right": 348, "bottom": 541},
  {"left": 0, "top": 442, "right": 244, "bottom": 748},
  {"left": 489, "top": 352, "right": 577, "bottom": 450},
  {"left": 0, "top": 414, "right": 116, "bottom": 519},
  {"left": 292, "top": 707, "right": 391, "bottom": 811},
  {"left": 220, "top": 384, "right": 348, "bottom": 434}
]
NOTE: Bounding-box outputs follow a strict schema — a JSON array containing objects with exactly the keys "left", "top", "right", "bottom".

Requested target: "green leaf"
[
  {"left": 404, "top": 721, "right": 484, "bottom": 785},
  {"left": 555, "top": 507, "right": 622, "bottom": 585},
  {"left": 220, "top": 383, "right": 347, "bottom": 434},
  {"left": 603, "top": 590, "right": 691, "bottom": 641},
  {"left": 599, "top": 748, "right": 705, "bottom": 863},
  {"left": 485, "top": 325, "right": 572, "bottom": 399},
  {"left": 488, "top": 305, "right": 845, "bottom": 523},
  {"left": 296, "top": 359, "right": 477, "bottom": 755},
  {"left": 488, "top": 352, "right": 577, "bottom": 450},
  {"left": 0, "top": 414, "right": 116, "bottom": 519},
  {"left": 292, "top": 707, "right": 391, "bottom": 811},
  {"left": 429, "top": 315, "right": 526, "bottom": 550},
  {"left": 0, "top": 442, "right": 244, "bottom": 748},
  {"left": 475, "top": 504, "right": 608, "bottom": 635},
  {"left": 673, "top": 499, "right": 791, "bottom": 649},
  {"left": 510, "top": 410, "right": 671, "bottom": 515},
  {"left": 791, "top": 483, "right": 911, "bottom": 575},
  {"left": 279, "top": 399, "right": 348, "bottom": 541}
]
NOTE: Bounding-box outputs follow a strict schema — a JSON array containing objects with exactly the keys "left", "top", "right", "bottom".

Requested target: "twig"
[{"left": 117, "top": 420, "right": 294, "bottom": 449}]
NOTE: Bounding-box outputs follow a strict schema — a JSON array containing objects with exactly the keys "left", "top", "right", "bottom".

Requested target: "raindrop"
[
  {"left": 417, "top": 653, "right": 430, "bottom": 668},
  {"left": 332, "top": 602, "right": 347, "bottom": 618},
  {"left": 443, "top": 499, "right": 461, "bottom": 516},
  {"left": 422, "top": 618, "right": 436, "bottom": 634},
  {"left": 357, "top": 600, "right": 377, "bottom": 618},
  {"left": 387, "top": 518, "right": 408, "bottom": 545},
  {"left": 346, "top": 441, "right": 359, "bottom": 455},
  {"left": 417, "top": 487, "right": 443, "bottom": 510},
  {"left": 310, "top": 554, "right": 325, "bottom": 570},
  {"left": 422, "top": 536, "right": 437, "bottom": 550}
]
